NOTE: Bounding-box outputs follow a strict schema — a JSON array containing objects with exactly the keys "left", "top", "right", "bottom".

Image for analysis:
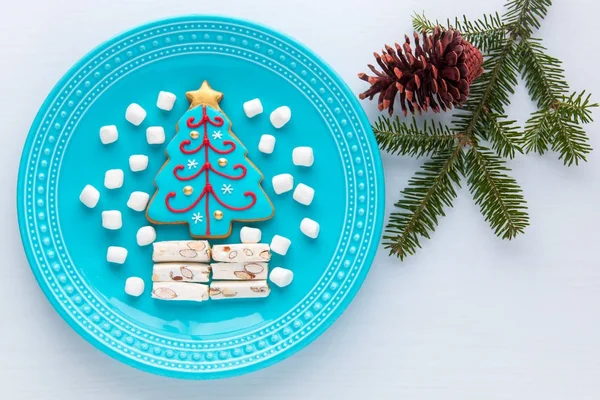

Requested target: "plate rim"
[{"left": 17, "top": 14, "right": 385, "bottom": 379}]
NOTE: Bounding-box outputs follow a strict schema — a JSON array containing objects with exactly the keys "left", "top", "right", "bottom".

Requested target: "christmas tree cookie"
[{"left": 146, "top": 81, "right": 274, "bottom": 238}]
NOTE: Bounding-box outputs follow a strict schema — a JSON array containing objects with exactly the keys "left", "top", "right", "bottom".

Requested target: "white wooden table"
[{"left": 2, "top": 0, "right": 599, "bottom": 398}]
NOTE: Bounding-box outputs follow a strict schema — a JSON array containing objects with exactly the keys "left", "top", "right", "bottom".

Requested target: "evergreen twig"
[
  {"left": 480, "top": 113, "right": 523, "bottom": 159},
  {"left": 413, "top": 12, "right": 506, "bottom": 52},
  {"left": 368, "top": 0, "right": 596, "bottom": 259},
  {"left": 373, "top": 116, "right": 457, "bottom": 158},
  {"left": 503, "top": 0, "right": 551, "bottom": 38},
  {"left": 518, "top": 38, "right": 567, "bottom": 107},
  {"left": 452, "top": 36, "right": 520, "bottom": 140},
  {"left": 518, "top": 38, "right": 598, "bottom": 164},
  {"left": 384, "top": 146, "right": 464, "bottom": 259},
  {"left": 465, "top": 146, "right": 529, "bottom": 238}
]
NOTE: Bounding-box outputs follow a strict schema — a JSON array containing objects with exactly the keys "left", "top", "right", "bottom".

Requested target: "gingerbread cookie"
[{"left": 146, "top": 81, "right": 274, "bottom": 238}]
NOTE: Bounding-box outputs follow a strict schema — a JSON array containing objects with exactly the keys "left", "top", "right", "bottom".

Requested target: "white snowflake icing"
[
  {"left": 212, "top": 130, "right": 223, "bottom": 140},
  {"left": 221, "top": 184, "right": 234, "bottom": 195},
  {"left": 187, "top": 159, "right": 198, "bottom": 169},
  {"left": 192, "top": 213, "right": 203, "bottom": 224}
]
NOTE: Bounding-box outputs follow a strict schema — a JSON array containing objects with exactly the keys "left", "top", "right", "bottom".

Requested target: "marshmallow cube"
[
  {"left": 127, "top": 191, "right": 150, "bottom": 212},
  {"left": 243, "top": 98, "right": 263, "bottom": 118},
  {"left": 104, "top": 169, "right": 124, "bottom": 189},
  {"left": 146, "top": 126, "right": 165, "bottom": 145},
  {"left": 258, "top": 134, "right": 276, "bottom": 154},
  {"left": 99, "top": 125, "right": 118, "bottom": 145},
  {"left": 300, "top": 218, "right": 320, "bottom": 239},
  {"left": 125, "top": 103, "right": 146, "bottom": 126},
  {"left": 102, "top": 210, "right": 122, "bottom": 230},
  {"left": 107, "top": 246, "right": 128, "bottom": 264},
  {"left": 270, "top": 106, "right": 292, "bottom": 129},
  {"left": 293, "top": 183, "right": 315, "bottom": 206},
  {"left": 137, "top": 226, "right": 157, "bottom": 246},
  {"left": 240, "top": 226, "right": 262, "bottom": 243},
  {"left": 79, "top": 185, "right": 100, "bottom": 208},
  {"left": 269, "top": 267, "right": 294, "bottom": 288},
  {"left": 293, "top": 146, "right": 314, "bottom": 167},
  {"left": 157, "top": 91, "right": 176, "bottom": 111},
  {"left": 125, "top": 277, "right": 145, "bottom": 297},
  {"left": 270, "top": 235, "right": 291, "bottom": 256},
  {"left": 129, "top": 154, "right": 149, "bottom": 172},
  {"left": 272, "top": 173, "right": 294, "bottom": 195}
]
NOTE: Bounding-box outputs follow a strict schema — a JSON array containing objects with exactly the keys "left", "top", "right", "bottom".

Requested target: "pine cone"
[{"left": 358, "top": 27, "right": 484, "bottom": 116}]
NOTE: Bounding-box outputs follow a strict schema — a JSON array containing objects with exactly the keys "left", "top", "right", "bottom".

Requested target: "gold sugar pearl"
[
  {"left": 217, "top": 158, "right": 228, "bottom": 167},
  {"left": 190, "top": 131, "right": 200, "bottom": 139},
  {"left": 183, "top": 186, "right": 193, "bottom": 195},
  {"left": 213, "top": 210, "right": 223, "bottom": 220}
]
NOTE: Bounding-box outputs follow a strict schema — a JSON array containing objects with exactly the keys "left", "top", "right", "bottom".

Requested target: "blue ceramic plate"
[{"left": 17, "top": 16, "right": 384, "bottom": 379}]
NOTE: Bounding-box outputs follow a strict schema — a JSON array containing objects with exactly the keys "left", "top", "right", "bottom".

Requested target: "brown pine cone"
[{"left": 358, "top": 27, "right": 484, "bottom": 116}]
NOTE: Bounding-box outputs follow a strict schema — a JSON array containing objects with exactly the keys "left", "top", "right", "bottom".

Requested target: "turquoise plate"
[{"left": 17, "top": 16, "right": 384, "bottom": 379}]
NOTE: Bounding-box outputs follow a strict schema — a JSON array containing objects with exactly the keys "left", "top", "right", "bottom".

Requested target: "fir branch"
[
  {"left": 453, "top": 13, "right": 507, "bottom": 52},
  {"left": 551, "top": 113, "right": 591, "bottom": 166},
  {"left": 558, "top": 91, "right": 597, "bottom": 124},
  {"left": 523, "top": 90, "right": 597, "bottom": 164},
  {"left": 373, "top": 116, "right": 457, "bottom": 157},
  {"left": 523, "top": 91, "right": 596, "bottom": 160},
  {"left": 518, "top": 38, "right": 596, "bottom": 163},
  {"left": 412, "top": 12, "right": 507, "bottom": 52},
  {"left": 372, "top": 1, "right": 595, "bottom": 260},
  {"left": 412, "top": 12, "right": 438, "bottom": 33},
  {"left": 503, "top": 0, "right": 551, "bottom": 38},
  {"left": 453, "top": 37, "right": 520, "bottom": 139},
  {"left": 480, "top": 113, "right": 523, "bottom": 159},
  {"left": 469, "top": 37, "right": 520, "bottom": 114},
  {"left": 518, "top": 38, "right": 568, "bottom": 108},
  {"left": 523, "top": 108, "right": 553, "bottom": 154},
  {"left": 465, "top": 146, "right": 529, "bottom": 239},
  {"left": 383, "top": 146, "right": 463, "bottom": 260}
]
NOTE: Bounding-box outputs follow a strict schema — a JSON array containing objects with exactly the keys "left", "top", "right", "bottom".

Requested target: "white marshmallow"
[
  {"left": 102, "top": 210, "right": 122, "bottom": 230},
  {"left": 107, "top": 246, "right": 128, "bottom": 264},
  {"left": 127, "top": 191, "right": 150, "bottom": 212},
  {"left": 293, "top": 183, "right": 315, "bottom": 206},
  {"left": 99, "top": 125, "right": 118, "bottom": 145},
  {"left": 270, "top": 235, "right": 291, "bottom": 256},
  {"left": 243, "top": 98, "right": 263, "bottom": 118},
  {"left": 146, "top": 126, "right": 165, "bottom": 145},
  {"left": 104, "top": 169, "right": 124, "bottom": 189},
  {"left": 272, "top": 173, "right": 294, "bottom": 195},
  {"left": 240, "top": 226, "right": 262, "bottom": 243},
  {"left": 156, "top": 91, "right": 176, "bottom": 111},
  {"left": 270, "top": 106, "right": 291, "bottom": 129},
  {"left": 293, "top": 146, "right": 314, "bottom": 167},
  {"left": 79, "top": 185, "right": 100, "bottom": 208},
  {"left": 125, "top": 103, "right": 146, "bottom": 126},
  {"left": 129, "top": 154, "right": 148, "bottom": 172},
  {"left": 125, "top": 277, "right": 145, "bottom": 297},
  {"left": 300, "top": 218, "right": 320, "bottom": 239},
  {"left": 258, "top": 134, "right": 276, "bottom": 154},
  {"left": 269, "top": 267, "right": 294, "bottom": 288},
  {"left": 137, "top": 226, "right": 156, "bottom": 246}
]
